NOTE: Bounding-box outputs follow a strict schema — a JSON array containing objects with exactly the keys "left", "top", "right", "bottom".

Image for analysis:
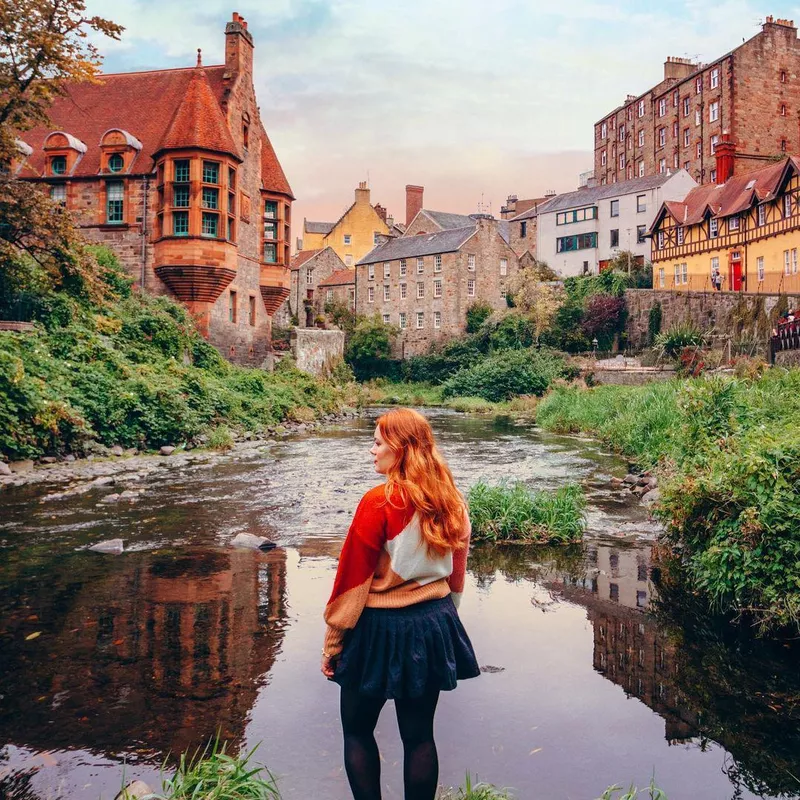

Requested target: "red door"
[{"left": 729, "top": 251, "right": 742, "bottom": 291}]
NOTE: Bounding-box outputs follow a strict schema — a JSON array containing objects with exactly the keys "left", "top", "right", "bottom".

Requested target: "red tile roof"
[
  {"left": 290, "top": 249, "right": 322, "bottom": 271},
  {"left": 157, "top": 67, "right": 239, "bottom": 158},
  {"left": 319, "top": 268, "right": 356, "bottom": 287},
  {"left": 260, "top": 123, "right": 294, "bottom": 198}
]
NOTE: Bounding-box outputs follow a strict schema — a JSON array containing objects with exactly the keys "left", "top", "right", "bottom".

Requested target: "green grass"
[
  {"left": 359, "top": 379, "right": 444, "bottom": 407},
  {"left": 468, "top": 482, "right": 586, "bottom": 544},
  {"left": 442, "top": 396, "right": 500, "bottom": 414},
  {"left": 597, "top": 779, "right": 667, "bottom": 799},
  {"left": 438, "top": 773, "right": 515, "bottom": 799}
]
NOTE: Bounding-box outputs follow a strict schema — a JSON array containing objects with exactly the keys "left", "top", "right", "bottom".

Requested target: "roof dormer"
[
  {"left": 43, "top": 131, "right": 87, "bottom": 177},
  {"left": 99, "top": 128, "right": 143, "bottom": 174}
]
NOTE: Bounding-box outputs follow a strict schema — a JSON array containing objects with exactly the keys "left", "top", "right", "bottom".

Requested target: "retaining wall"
[{"left": 291, "top": 328, "right": 345, "bottom": 376}]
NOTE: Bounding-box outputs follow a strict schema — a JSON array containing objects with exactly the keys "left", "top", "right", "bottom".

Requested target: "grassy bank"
[{"left": 536, "top": 373, "right": 800, "bottom": 634}]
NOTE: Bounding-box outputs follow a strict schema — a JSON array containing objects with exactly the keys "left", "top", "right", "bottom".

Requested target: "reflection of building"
[{"left": 0, "top": 548, "right": 287, "bottom": 757}]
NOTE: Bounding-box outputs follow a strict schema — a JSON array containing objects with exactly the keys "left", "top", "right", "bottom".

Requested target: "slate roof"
[
  {"left": 259, "top": 122, "right": 294, "bottom": 198},
  {"left": 539, "top": 172, "right": 684, "bottom": 214},
  {"left": 509, "top": 197, "right": 557, "bottom": 221},
  {"left": 358, "top": 226, "right": 476, "bottom": 265},
  {"left": 305, "top": 220, "right": 335, "bottom": 235},
  {"left": 422, "top": 210, "right": 476, "bottom": 230},
  {"left": 319, "top": 268, "right": 356, "bottom": 287},
  {"left": 290, "top": 249, "right": 322, "bottom": 271}
]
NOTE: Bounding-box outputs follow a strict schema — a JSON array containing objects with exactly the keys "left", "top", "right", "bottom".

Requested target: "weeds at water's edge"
[
  {"left": 597, "top": 778, "right": 668, "bottom": 799},
  {"left": 437, "top": 772, "right": 515, "bottom": 799}
]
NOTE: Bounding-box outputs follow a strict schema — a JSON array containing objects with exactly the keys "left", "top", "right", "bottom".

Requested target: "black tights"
[{"left": 340, "top": 687, "right": 440, "bottom": 800}]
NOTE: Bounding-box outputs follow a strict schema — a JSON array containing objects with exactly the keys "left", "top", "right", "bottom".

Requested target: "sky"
[{"left": 85, "top": 0, "right": 800, "bottom": 235}]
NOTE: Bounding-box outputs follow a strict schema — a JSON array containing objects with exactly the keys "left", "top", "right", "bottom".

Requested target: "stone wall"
[
  {"left": 291, "top": 328, "right": 345, "bottom": 376},
  {"left": 774, "top": 349, "right": 800, "bottom": 367},
  {"left": 625, "top": 288, "right": 800, "bottom": 353}
]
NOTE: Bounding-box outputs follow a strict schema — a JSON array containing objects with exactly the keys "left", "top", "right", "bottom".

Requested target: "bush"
[
  {"left": 580, "top": 293, "right": 626, "bottom": 349},
  {"left": 404, "top": 336, "right": 485, "bottom": 384},
  {"left": 442, "top": 349, "right": 567, "bottom": 402},
  {"left": 647, "top": 301, "right": 663, "bottom": 344},
  {"left": 654, "top": 322, "right": 703, "bottom": 358},
  {"left": 465, "top": 302, "right": 494, "bottom": 333},
  {"left": 345, "top": 315, "right": 400, "bottom": 380}
]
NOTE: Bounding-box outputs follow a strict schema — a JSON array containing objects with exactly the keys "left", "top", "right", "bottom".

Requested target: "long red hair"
[{"left": 377, "top": 408, "right": 466, "bottom": 555}]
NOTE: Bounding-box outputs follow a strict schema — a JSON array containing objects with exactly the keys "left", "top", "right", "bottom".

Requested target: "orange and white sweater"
[{"left": 323, "top": 484, "right": 470, "bottom": 658}]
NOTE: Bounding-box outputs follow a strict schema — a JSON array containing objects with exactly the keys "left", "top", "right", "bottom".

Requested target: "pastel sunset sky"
[{"left": 86, "top": 0, "right": 798, "bottom": 235}]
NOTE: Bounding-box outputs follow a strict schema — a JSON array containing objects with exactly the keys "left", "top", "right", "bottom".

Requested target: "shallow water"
[{"left": 0, "top": 411, "right": 797, "bottom": 800}]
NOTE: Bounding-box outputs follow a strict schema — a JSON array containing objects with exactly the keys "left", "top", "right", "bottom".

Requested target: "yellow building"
[
  {"left": 649, "top": 154, "right": 800, "bottom": 294},
  {"left": 301, "top": 182, "right": 393, "bottom": 267}
]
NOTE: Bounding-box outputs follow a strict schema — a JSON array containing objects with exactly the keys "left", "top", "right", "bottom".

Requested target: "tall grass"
[
  {"left": 598, "top": 779, "right": 667, "bottom": 799},
  {"left": 438, "top": 773, "right": 515, "bottom": 799},
  {"left": 468, "top": 482, "right": 586, "bottom": 544}
]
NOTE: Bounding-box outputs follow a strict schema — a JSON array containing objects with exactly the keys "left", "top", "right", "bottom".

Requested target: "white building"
[{"left": 536, "top": 171, "right": 697, "bottom": 276}]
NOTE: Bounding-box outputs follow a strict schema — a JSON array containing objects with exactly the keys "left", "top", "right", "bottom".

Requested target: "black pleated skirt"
[{"left": 331, "top": 595, "right": 480, "bottom": 699}]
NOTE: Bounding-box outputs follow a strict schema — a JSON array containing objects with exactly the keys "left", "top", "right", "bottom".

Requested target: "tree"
[{"left": 507, "top": 268, "right": 563, "bottom": 343}]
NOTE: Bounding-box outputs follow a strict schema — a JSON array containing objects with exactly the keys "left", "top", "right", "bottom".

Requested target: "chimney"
[
  {"left": 225, "top": 12, "right": 254, "bottom": 77},
  {"left": 406, "top": 184, "right": 424, "bottom": 226},
  {"left": 355, "top": 181, "right": 370, "bottom": 205},
  {"left": 374, "top": 202, "right": 387, "bottom": 222},
  {"left": 663, "top": 55, "right": 697, "bottom": 82},
  {"left": 715, "top": 133, "right": 736, "bottom": 184}
]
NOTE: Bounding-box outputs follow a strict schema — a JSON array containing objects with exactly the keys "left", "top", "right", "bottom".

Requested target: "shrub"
[
  {"left": 580, "top": 293, "right": 626, "bottom": 348},
  {"left": 654, "top": 322, "right": 703, "bottom": 358},
  {"left": 465, "top": 302, "right": 494, "bottom": 333},
  {"left": 647, "top": 301, "right": 663, "bottom": 344},
  {"left": 404, "top": 336, "right": 485, "bottom": 384},
  {"left": 206, "top": 425, "right": 234, "bottom": 451},
  {"left": 345, "top": 315, "right": 400, "bottom": 380}
]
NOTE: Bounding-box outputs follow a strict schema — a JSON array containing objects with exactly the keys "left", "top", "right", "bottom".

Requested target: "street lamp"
[{"left": 592, "top": 337, "right": 599, "bottom": 358}]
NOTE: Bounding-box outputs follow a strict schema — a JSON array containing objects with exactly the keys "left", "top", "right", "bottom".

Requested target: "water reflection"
[{"left": 0, "top": 547, "right": 288, "bottom": 758}]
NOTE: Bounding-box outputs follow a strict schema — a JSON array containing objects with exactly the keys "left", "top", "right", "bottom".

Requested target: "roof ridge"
[{"left": 98, "top": 64, "right": 226, "bottom": 78}]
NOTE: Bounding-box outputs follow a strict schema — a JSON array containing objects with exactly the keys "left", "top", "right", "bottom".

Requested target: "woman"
[{"left": 321, "top": 408, "right": 480, "bottom": 800}]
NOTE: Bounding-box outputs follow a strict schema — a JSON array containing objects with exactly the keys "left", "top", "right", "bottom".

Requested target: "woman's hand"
[{"left": 321, "top": 654, "right": 336, "bottom": 678}]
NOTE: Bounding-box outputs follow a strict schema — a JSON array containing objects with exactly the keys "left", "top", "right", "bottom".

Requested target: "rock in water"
[
  {"left": 231, "top": 533, "right": 277, "bottom": 551},
  {"left": 160, "top": 445, "right": 176, "bottom": 456},
  {"left": 115, "top": 781, "right": 153, "bottom": 800},
  {"left": 642, "top": 488, "right": 661, "bottom": 506},
  {"left": 0, "top": 462, "right": 11, "bottom": 476},
  {"left": 89, "top": 539, "right": 124, "bottom": 554}
]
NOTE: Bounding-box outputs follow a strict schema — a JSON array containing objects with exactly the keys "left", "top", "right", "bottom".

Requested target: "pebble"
[
  {"left": 110, "top": 445, "right": 124, "bottom": 457},
  {"left": 99, "top": 493, "right": 121, "bottom": 504},
  {"left": 9, "top": 460, "right": 34, "bottom": 473},
  {"left": 89, "top": 539, "right": 124, "bottom": 554},
  {"left": 230, "top": 533, "right": 278, "bottom": 550},
  {"left": 159, "top": 446, "right": 176, "bottom": 456},
  {"left": 0, "top": 463, "right": 11, "bottom": 476}
]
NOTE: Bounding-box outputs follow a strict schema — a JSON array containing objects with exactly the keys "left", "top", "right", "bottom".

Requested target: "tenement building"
[
  {"left": 536, "top": 171, "right": 696, "bottom": 277},
  {"left": 356, "top": 217, "right": 518, "bottom": 357},
  {"left": 649, "top": 149, "right": 800, "bottom": 293},
  {"left": 13, "top": 14, "right": 293, "bottom": 365},
  {"left": 287, "top": 247, "right": 347, "bottom": 326},
  {"left": 594, "top": 16, "right": 800, "bottom": 187}
]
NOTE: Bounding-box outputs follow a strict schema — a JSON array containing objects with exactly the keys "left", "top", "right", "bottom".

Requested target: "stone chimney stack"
[
  {"left": 374, "top": 202, "right": 387, "bottom": 222},
  {"left": 663, "top": 55, "right": 697, "bottom": 82},
  {"left": 715, "top": 133, "right": 736, "bottom": 184},
  {"left": 355, "top": 181, "right": 370, "bottom": 205},
  {"left": 406, "top": 184, "right": 424, "bottom": 226},
  {"left": 225, "top": 12, "right": 254, "bottom": 77}
]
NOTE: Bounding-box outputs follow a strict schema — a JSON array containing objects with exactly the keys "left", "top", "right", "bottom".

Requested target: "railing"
[{"left": 770, "top": 319, "right": 800, "bottom": 362}]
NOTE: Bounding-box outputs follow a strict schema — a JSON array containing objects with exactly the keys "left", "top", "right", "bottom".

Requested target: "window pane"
[
  {"left": 106, "top": 181, "right": 124, "bottom": 223},
  {"left": 265, "top": 200, "right": 278, "bottom": 218},
  {"left": 173, "top": 211, "right": 189, "bottom": 236},
  {"left": 264, "top": 242, "right": 277, "bottom": 263},
  {"left": 202, "top": 161, "right": 219, "bottom": 184},
  {"left": 174, "top": 185, "right": 189, "bottom": 208},
  {"left": 202, "top": 187, "right": 219, "bottom": 209},
  {"left": 201, "top": 212, "right": 218, "bottom": 237},
  {"left": 264, "top": 220, "right": 277, "bottom": 239},
  {"left": 51, "top": 156, "right": 67, "bottom": 175},
  {"left": 50, "top": 184, "right": 66, "bottom": 204},
  {"left": 108, "top": 153, "right": 124, "bottom": 173},
  {"left": 174, "top": 160, "right": 190, "bottom": 182}
]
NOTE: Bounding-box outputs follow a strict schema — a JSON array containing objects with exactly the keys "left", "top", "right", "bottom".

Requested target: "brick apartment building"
[
  {"left": 14, "top": 14, "right": 293, "bottom": 365},
  {"left": 594, "top": 16, "right": 800, "bottom": 188},
  {"left": 356, "top": 216, "right": 518, "bottom": 357}
]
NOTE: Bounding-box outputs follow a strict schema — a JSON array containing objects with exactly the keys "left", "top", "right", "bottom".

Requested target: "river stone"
[
  {"left": 622, "top": 473, "right": 638, "bottom": 485},
  {"left": 89, "top": 539, "right": 124, "bottom": 554},
  {"left": 0, "top": 462, "right": 11, "bottom": 476},
  {"left": 609, "top": 477, "right": 624, "bottom": 489},
  {"left": 110, "top": 445, "right": 124, "bottom": 457},
  {"left": 119, "top": 489, "right": 142, "bottom": 500},
  {"left": 160, "top": 446, "right": 176, "bottom": 456},
  {"left": 231, "top": 533, "right": 277, "bottom": 551},
  {"left": 642, "top": 488, "right": 661, "bottom": 506},
  {"left": 64, "top": 454, "right": 76, "bottom": 462},
  {"left": 99, "top": 493, "right": 121, "bottom": 504},
  {"left": 90, "top": 476, "right": 115, "bottom": 487},
  {"left": 40, "top": 456, "right": 58, "bottom": 464},
  {"left": 9, "top": 460, "right": 34, "bottom": 473},
  {"left": 115, "top": 781, "right": 153, "bottom": 800}
]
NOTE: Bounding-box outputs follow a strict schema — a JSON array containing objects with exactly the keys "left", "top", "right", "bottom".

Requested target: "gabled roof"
[
  {"left": 540, "top": 171, "right": 685, "bottom": 214},
  {"left": 422, "top": 210, "right": 476, "bottom": 230},
  {"left": 260, "top": 123, "right": 294, "bottom": 198},
  {"left": 157, "top": 66, "right": 239, "bottom": 158},
  {"left": 319, "top": 268, "right": 356, "bottom": 287},
  {"left": 358, "top": 226, "right": 476, "bottom": 265},
  {"left": 304, "top": 220, "right": 335, "bottom": 235},
  {"left": 654, "top": 157, "right": 798, "bottom": 229},
  {"left": 290, "top": 249, "right": 323, "bottom": 271},
  {"left": 510, "top": 197, "right": 556, "bottom": 221}
]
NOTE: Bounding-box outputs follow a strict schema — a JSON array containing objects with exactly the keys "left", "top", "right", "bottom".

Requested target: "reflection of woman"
[{"left": 322, "top": 408, "right": 480, "bottom": 800}]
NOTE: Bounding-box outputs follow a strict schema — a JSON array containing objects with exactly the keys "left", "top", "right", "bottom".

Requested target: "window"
[
  {"left": 202, "top": 161, "right": 219, "bottom": 184},
  {"left": 673, "top": 121, "right": 679, "bottom": 138},
  {"left": 601, "top": 150, "right": 607, "bottom": 166},
  {"left": 249, "top": 295, "right": 256, "bottom": 326},
  {"left": 383, "top": 284, "right": 390, "bottom": 301},
  {"left": 108, "top": 153, "right": 124, "bottom": 173},
  {"left": 344, "top": 234, "right": 351, "bottom": 245},
  {"left": 416, "top": 312, "right": 424, "bottom": 329},
  {"left": 263, "top": 242, "right": 277, "bottom": 263},
  {"left": 711, "top": 256, "right": 719, "bottom": 279},
  {"left": 658, "top": 267, "right": 665, "bottom": 287},
  {"left": 173, "top": 185, "right": 189, "bottom": 208},
  {"left": 757, "top": 256, "right": 765, "bottom": 281},
  {"left": 106, "top": 181, "right": 124, "bottom": 224},
  {"left": 677, "top": 226, "right": 685, "bottom": 245},
  {"left": 173, "top": 210, "right": 189, "bottom": 236},
  {"left": 373, "top": 232, "right": 380, "bottom": 245},
  {"left": 349, "top": 288, "right": 355, "bottom": 308},
  {"left": 658, "top": 98, "right": 666, "bottom": 117},
  {"left": 729, "top": 215, "right": 739, "bottom": 230},
  {"left": 201, "top": 212, "right": 218, "bottom": 238},
  {"left": 781, "top": 70, "right": 787, "bottom": 83},
  {"left": 781, "top": 104, "right": 787, "bottom": 116},
  {"left": 696, "top": 142, "right": 702, "bottom": 158},
  {"left": 434, "top": 311, "right": 441, "bottom": 329},
  {"left": 639, "top": 160, "right": 645, "bottom": 177},
  {"left": 202, "top": 187, "right": 219, "bottom": 209},
  {"left": 638, "top": 129, "right": 645, "bottom": 147},
  {"left": 659, "top": 158, "right": 666, "bottom": 174},
  {"left": 417, "top": 257, "right": 424, "bottom": 274},
  {"left": 610, "top": 199, "right": 619, "bottom": 217},
  {"left": 434, "top": 279, "right": 442, "bottom": 298},
  {"left": 619, "top": 124, "right": 625, "bottom": 142},
  {"left": 434, "top": 254, "right": 442, "bottom": 272},
  {"left": 638, "top": 99, "right": 645, "bottom": 117},
  {"left": 556, "top": 206, "right": 598, "bottom": 225},
  {"left": 49, "top": 155, "right": 68, "bottom": 176},
  {"left": 264, "top": 200, "right": 277, "bottom": 219},
  {"left": 326, "top": 288, "right": 333, "bottom": 304},
  {"left": 657, "top": 231, "right": 665, "bottom": 249},
  {"left": 499, "top": 258, "right": 508, "bottom": 276},
  {"left": 467, "top": 254, "right": 476, "bottom": 271},
  {"left": 384, "top": 262, "right": 391, "bottom": 279},
  {"left": 758, "top": 204, "right": 766, "bottom": 226},
  {"left": 227, "top": 217, "right": 235, "bottom": 242},
  {"left": 793, "top": 248, "right": 798, "bottom": 274},
  {"left": 785, "top": 194, "right": 793, "bottom": 217},
  {"left": 520, "top": 221, "right": 527, "bottom": 237},
  {"left": 306, "top": 268, "right": 313, "bottom": 285},
  {"left": 228, "top": 167, "right": 236, "bottom": 189},
  {"left": 228, "top": 291, "right": 237, "bottom": 323},
  {"left": 683, "top": 97, "right": 690, "bottom": 117},
  {"left": 400, "top": 259, "right": 407, "bottom": 276},
  {"left": 711, "top": 67, "right": 720, "bottom": 89},
  {"left": 368, "top": 286, "right": 375, "bottom": 302},
  {"left": 556, "top": 232, "right": 598, "bottom": 252},
  {"left": 417, "top": 281, "right": 424, "bottom": 299},
  {"left": 400, "top": 283, "right": 407, "bottom": 299},
  {"left": 399, "top": 312, "right": 407, "bottom": 329},
  {"left": 684, "top": 128, "right": 691, "bottom": 147},
  {"left": 619, "top": 154, "right": 625, "bottom": 170},
  {"left": 709, "top": 217, "right": 718, "bottom": 238},
  {"left": 709, "top": 101, "right": 719, "bottom": 122},
  {"left": 50, "top": 184, "right": 66, "bottom": 204},
  {"left": 636, "top": 195, "right": 646, "bottom": 213},
  {"left": 785, "top": 250, "right": 791, "bottom": 275},
  {"left": 382, "top": 313, "right": 390, "bottom": 325},
  {"left": 695, "top": 109, "right": 701, "bottom": 127},
  {"left": 636, "top": 225, "right": 646, "bottom": 244},
  {"left": 684, "top": 161, "right": 691, "bottom": 171},
  {"left": 658, "top": 127, "right": 666, "bottom": 148},
  {"left": 710, "top": 169, "right": 717, "bottom": 182},
  {"left": 673, "top": 89, "right": 680, "bottom": 107},
  {"left": 601, "top": 122, "right": 607, "bottom": 139},
  {"left": 674, "top": 153, "right": 680, "bottom": 169},
  {"left": 696, "top": 76, "right": 702, "bottom": 94},
  {"left": 174, "top": 160, "right": 190, "bottom": 182},
  {"left": 674, "top": 264, "right": 683, "bottom": 285},
  {"left": 467, "top": 279, "right": 476, "bottom": 297},
  {"left": 368, "top": 264, "right": 375, "bottom": 280},
  {"left": 782, "top": 138, "right": 788, "bottom": 153}
]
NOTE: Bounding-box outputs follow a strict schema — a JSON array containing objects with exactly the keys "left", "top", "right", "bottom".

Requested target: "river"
[{"left": 0, "top": 410, "right": 798, "bottom": 800}]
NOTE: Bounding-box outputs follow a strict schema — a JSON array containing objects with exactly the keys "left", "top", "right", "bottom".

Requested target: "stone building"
[
  {"left": 356, "top": 217, "right": 518, "bottom": 357},
  {"left": 506, "top": 193, "right": 556, "bottom": 258},
  {"left": 300, "top": 183, "right": 394, "bottom": 267},
  {"left": 14, "top": 14, "right": 293, "bottom": 366},
  {"left": 286, "top": 247, "right": 347, "bottom": 326},
  {"left": 594, "top": 16, "right": 800, "bottom": 187},
  {"left": 318, "top": 268, "right": 356, "bottom": 311},
  {"left": 648, "top": 151, "right": 800, "bottom": 293},
  {"left": 537, "top": 171, "right": 696, "bottom": 277}
]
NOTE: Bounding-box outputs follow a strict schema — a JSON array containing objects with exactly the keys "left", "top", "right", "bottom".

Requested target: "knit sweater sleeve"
[
  {"left": 323, "top": 488, "right": 386, "bottom": 658},
  {"left": 447, "top": 505, "right": 471, "bottom": 610}
]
